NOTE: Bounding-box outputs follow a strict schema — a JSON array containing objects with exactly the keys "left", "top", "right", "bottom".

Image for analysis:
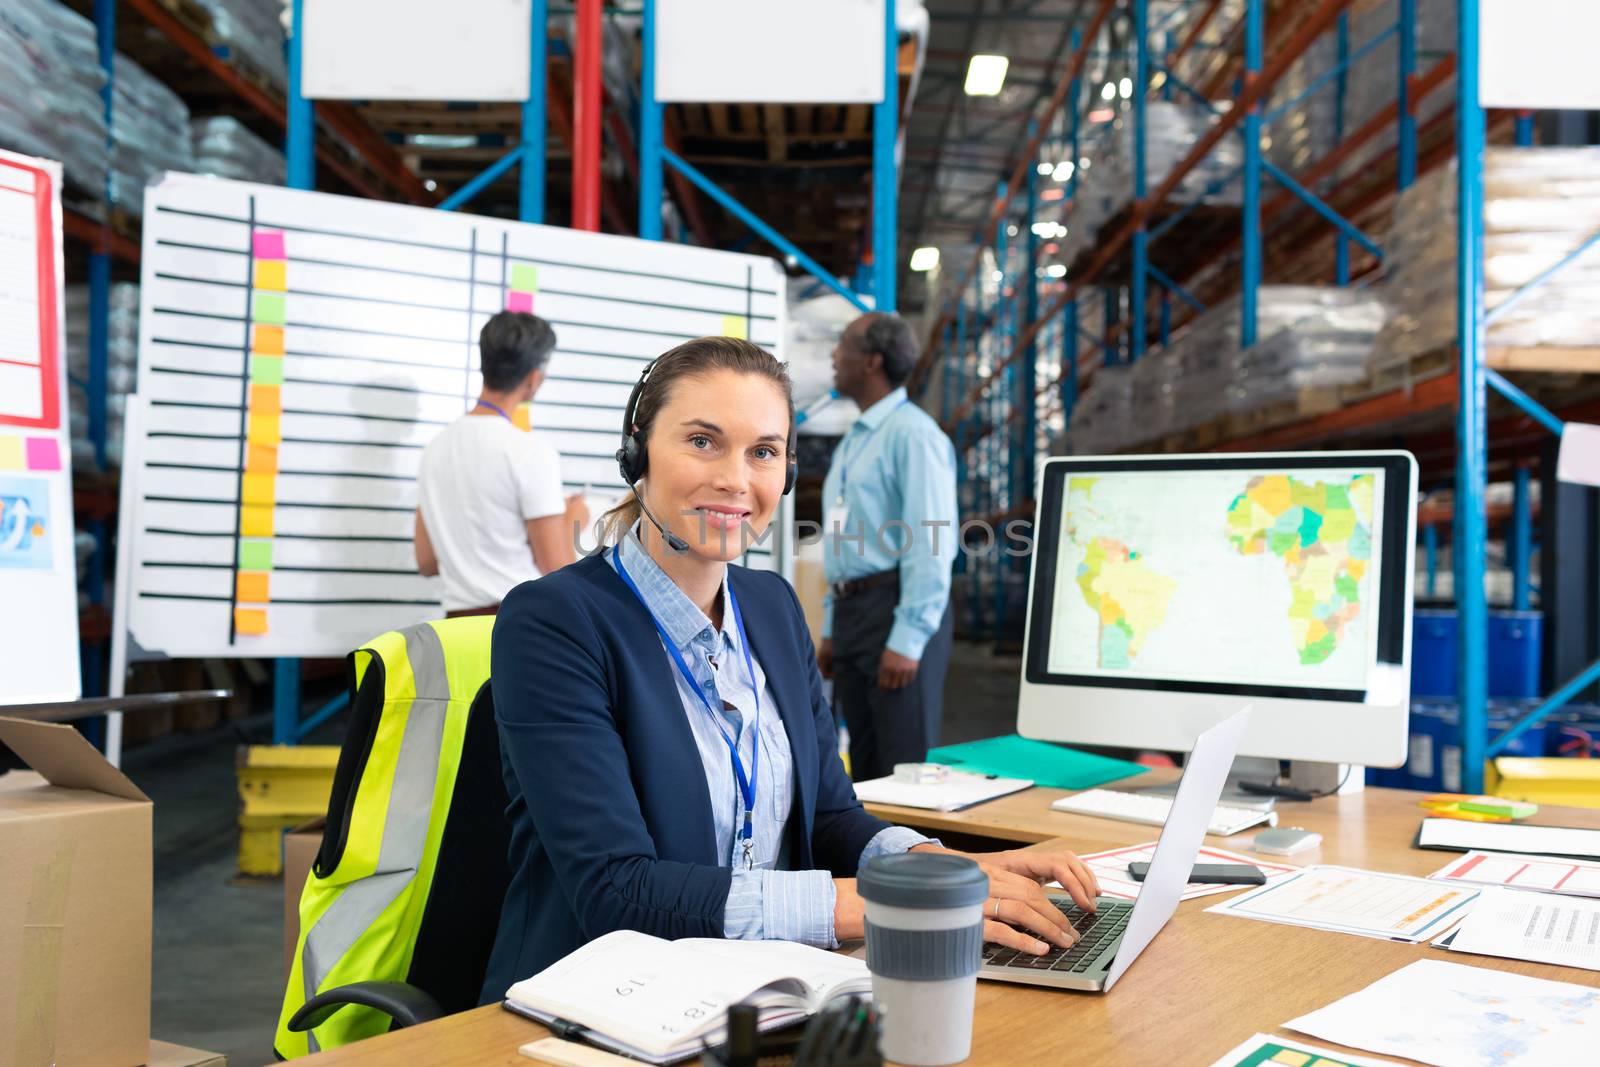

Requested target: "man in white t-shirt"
[{"left": 415, "top": 312, "right": 588, "bottom": 616}]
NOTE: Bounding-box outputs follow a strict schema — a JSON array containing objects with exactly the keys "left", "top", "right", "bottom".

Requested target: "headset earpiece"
[{"left": 615, "top": 363, "right": 653, "bottom": 485}]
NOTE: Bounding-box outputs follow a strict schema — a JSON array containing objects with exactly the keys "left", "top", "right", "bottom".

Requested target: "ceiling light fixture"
[
  {"left": 1119, "top": 77, "right": 1133, "bottom": 99},
  {"left": 1101, "top": 82, "right": 1116, "bottom": 101},
  {"left": 964, "top": 55, "right": 1009, "bottom": 97},
  {"left": 909, "top": 246, "right": 940, "bottom": 271}
]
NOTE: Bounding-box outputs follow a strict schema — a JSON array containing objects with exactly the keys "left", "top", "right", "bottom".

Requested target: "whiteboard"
[
  {"left": 123, "top": 173, "right": 787, "bottom": 658},
  {"left": 0, "top": 150, "right": 78, "bottom": 702},
  {"left": 302, "top": 0, "right": 532, "bottom": 101},
  {"left": 656, "top": 0, "right": 885, "bottom": 103},
  {"left": 1481, "top": 0, "right": 1600, "bottom": 110}
]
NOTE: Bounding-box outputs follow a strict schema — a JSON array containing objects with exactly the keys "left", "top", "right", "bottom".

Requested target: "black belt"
[{"left": 830, "top": 569, "right": 899, "bottom": 600}]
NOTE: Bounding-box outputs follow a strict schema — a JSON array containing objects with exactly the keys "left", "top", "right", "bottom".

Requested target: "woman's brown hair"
[{"left": 600, "top": 336, "right": 794, "bottom": 545}]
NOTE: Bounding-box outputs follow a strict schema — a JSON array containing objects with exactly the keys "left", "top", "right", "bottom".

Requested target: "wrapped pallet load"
[
  {"left": 1372, "top": 146, "right": 1600, "bottom": 384},
  {"left": 0, "top": 0, "right": 108, "bottom": 193},
  {"left": 192, "top": 116, "right": 288, "bottom": 185}
]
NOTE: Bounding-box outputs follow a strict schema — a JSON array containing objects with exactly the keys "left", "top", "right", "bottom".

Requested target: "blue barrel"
[
  {"left": 1488, "top": 611, "right": 1543, "bottom": 699},
  {"left": 1411, "top": 610, "right": 1458, "bottom": 698}
]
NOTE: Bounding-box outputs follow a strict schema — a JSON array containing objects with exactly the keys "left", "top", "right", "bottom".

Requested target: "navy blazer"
[{"left": 479, "top": 552, "right": 893, "bottom": 1002}]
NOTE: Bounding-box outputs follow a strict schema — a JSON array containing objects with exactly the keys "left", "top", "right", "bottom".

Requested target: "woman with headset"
[{"left": 480, "top": 336, "right": 1099, "bottom": 1000}]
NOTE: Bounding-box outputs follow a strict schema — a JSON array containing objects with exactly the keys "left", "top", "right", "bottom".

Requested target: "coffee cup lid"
[{"left": 858, "top": 853, "right": 988, "bottom": 908}]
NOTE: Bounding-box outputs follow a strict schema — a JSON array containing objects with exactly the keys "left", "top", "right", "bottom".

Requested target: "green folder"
[{"left": 925, "top": 734, "right": 1147, "bottom": 791}]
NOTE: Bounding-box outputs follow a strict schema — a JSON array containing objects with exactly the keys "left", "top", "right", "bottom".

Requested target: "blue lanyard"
[
  {"left": 836, "top": 399, "right": 909, "bottom": 498},
  {"left": 612, "top": 547, "right": 763, "bottom": 862},
  {"left": 473, "top": 399, "right": 514, "bottom": 422}
]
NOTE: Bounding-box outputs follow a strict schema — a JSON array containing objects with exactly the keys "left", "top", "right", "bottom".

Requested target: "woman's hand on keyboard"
[{"left": 911, "top": 844, "right": 1099, "bottom": 955}]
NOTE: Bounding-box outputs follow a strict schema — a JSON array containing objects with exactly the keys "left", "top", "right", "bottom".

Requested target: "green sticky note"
[
  {"left": 253, "top": 291, "right": 287, "bottom": 325},
  {"left": 250, "top": 354, "right": 284, "bottom": 385},
  {"left": 925, "top": 734, "right": 1147, "bottom": 791},
  {"left": 238, "top": 539, "right": 273, "bottom": 571},
  {"left": 510, "top": 263, "right": 539, "bottom": 292}
]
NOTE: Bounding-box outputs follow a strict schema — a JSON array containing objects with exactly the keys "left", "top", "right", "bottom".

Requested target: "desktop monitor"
[{"left": 1018, "top": 451, "right": 1418, "bottom": 768}]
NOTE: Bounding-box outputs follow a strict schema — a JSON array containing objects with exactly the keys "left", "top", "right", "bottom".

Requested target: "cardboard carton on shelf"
[{"left": 0, "top": 717, "right": 153, "bottom": 1067}]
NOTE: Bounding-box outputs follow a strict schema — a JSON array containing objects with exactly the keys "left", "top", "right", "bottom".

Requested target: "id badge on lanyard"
[{"left": 613, "top": 547, "right": 763, "bottom": 870}]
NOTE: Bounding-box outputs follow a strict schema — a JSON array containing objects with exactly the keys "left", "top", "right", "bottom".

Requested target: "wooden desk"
[{"left": 290, "top": 789, "right": 1600, "bottom": 1067}]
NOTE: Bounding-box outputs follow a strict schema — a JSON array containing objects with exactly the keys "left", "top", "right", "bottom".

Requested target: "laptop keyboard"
[{"left": 982, "top": 899, "right": 1132, "bottom": 974}]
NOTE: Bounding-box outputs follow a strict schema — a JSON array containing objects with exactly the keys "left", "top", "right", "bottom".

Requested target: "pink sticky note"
[
  {"left": 25, "top": 436, "right": 61, "bottom": 471},
  {"left": 253, "top": 231, "right": 287, "bottom": 260},
  {"left": 506, "top": 290, "right": 535, "bottom": 313}
]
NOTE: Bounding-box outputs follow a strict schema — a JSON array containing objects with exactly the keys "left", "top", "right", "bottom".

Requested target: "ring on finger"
[{"left": 991, "top": 897, "right": 1001, "bottom": 919}]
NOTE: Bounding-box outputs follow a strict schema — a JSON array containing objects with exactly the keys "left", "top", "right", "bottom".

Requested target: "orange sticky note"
[
  {"left": 236, "top": 572, "right": 270, "bottom": 603},
  {"left": 249, "top": 384, "right": 283, "bottom": 416},
  {"left": 234, "top": 608, "right": 268, "bottom": 636},
  {"left": 254, "top": 259, "right": 287, "bottom": 292},
  {"left": 245, "top": 443, "right": 278, "bottom": 474},
  {"left": 242, "top": 473, "right": 276, "bottom": 507},
  {"left": 721, "top": 314, "right": 749, "bottom": 340},
  {"left": 252, "top": 325, "right": 286, "bottom": 356},
  {"left": 248, "top": 413, "right": 281, "bottom": 446},
  {"left": 240, "top": 505, "right": 274, "bottom": 538}
]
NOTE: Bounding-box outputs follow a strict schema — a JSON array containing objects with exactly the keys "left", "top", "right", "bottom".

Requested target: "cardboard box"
[
  {"left": 146, "top": 1039, "right": 226, "bottom": 1067},
  {"left": 0, "top": 717, "right": 152, "bottom": 1067},
  {"left": 283, "top": 818, "right": 325, "bottom": 979}
]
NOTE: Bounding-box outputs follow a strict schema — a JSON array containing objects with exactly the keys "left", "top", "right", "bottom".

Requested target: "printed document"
[
  {"left": 1207, "top": 865, "right": 1477, "bottom": 942},
  {"left": 1447, "top": 885, "right": 1600, "bottom": 971}
]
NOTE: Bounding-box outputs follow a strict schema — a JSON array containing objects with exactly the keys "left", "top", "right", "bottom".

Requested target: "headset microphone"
[{"left": 631, "top": 482, "right": 690, "bottom": 554}]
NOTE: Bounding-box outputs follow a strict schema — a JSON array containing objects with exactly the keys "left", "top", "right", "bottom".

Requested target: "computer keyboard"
[
  {"left": 1050, "top": 788, "right": 1275, "bottom": 836},
  {"left": 983, "top": 899, "right": 1132, "bottom": 973}
]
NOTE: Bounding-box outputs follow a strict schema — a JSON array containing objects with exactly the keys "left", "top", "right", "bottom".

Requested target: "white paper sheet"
[
  {"left": 1207, "top": 865, "right": 1477, "bottom": 942},
  {"left": 1431, "top": 849, "right": 1600, "bottom": 898},
  {"left": 1285, "top": 959, "right": 1600, "bottom": 1067},
  {"left": 1448, "top": 886, "right": 1600, "bottom": 971},
  {"left": 850, "top": 769, "right": 1032, "bottom": 812},
  {"left": 1556, "top": 423, "right": 1600, "bottom": 488},
  {"left": 1418, "top": 817, "right": 1600, "bottom": 860}
]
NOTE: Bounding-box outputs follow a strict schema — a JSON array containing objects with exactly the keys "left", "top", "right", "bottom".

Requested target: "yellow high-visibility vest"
[{"left": 275, "top": 616, "right": 494, "bottom": 1057}]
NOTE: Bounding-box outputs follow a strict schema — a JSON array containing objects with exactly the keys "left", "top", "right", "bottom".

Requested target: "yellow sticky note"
[
  {"left": 234, "top": 607, "right": 268, "bottom": 636},
  {"left": 240, "top": 505, "right": 274, "bottom": 538},
  {"left": 252, "top": 325, "right": 286, "bottom": 356},
  {"left": 0, "top": 435, "right": 22, "bottom": 470},
  {"left": 249, "top": 383, "right": 283, "bottom": 416},
  {"left": 242, "top": 473, "right": 276, "bottom": 507},
  {"left": 248, "top": 413, "right": 281, "bottom": 446},
  {"left": 245, "top": 443, "right": 278, "bottom": 474},
  {"left": 1270, "top": 1052, "right": 1313, "bottom": 1067},
  {"left": 254, "top": 259, "right": 288, "bottom": 292},
  {"left": 236, "top": 572, "right": 270, "bottom": 603},
  {"left": 721, "top": 314, "right": 748, "bottom": 340},
  {"left": 512, "top": 404, "right": 531, "bottom": 432}
]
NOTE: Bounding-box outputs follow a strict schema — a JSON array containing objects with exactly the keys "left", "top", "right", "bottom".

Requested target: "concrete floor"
[{"left": 131, "top": 642, "right": 1023, "bottom": 1065}]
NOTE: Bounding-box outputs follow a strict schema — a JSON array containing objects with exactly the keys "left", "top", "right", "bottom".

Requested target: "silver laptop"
[{"left": 979, "top": 706, "right": 1252, "bottom": 992}]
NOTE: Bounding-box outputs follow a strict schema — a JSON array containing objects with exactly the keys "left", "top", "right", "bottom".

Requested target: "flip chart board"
[
  {"left": 123, "top": 173, "right": 787, "bottom": 658},
  {"left": 0, "top": 149, "right": 78, "bottom": 702}
]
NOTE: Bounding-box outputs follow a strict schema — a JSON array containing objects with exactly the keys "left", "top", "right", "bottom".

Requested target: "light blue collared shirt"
[
  {"left": 609, "top": 528, "right": 933, "bottom": 947},
  {"left": 821, "top": 387, "right": 960, "bottom": 659}
]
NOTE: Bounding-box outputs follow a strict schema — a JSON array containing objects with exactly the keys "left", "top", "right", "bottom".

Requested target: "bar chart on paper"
[{"left": 125, "top": 174, "right": 786, "bottom": 658}]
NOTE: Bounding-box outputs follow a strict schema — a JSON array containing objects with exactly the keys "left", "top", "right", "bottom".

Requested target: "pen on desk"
[{"left": 546, "top": 1015, "right": 591, "bottom": 1042}]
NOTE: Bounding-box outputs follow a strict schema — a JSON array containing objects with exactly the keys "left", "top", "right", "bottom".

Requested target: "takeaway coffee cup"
[{"left": 858, "top": 852, "right": 989, "bottom": 1066}]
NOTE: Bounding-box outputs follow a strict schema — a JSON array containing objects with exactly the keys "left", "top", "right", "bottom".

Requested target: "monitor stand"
[{"left": 1135, "top": 756, "right": 1364, "bottom": 805}]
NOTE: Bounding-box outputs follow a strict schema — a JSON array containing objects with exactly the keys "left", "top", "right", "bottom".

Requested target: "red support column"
[{"left": 572, "top": 0, "right": 603, "bottom": 230}]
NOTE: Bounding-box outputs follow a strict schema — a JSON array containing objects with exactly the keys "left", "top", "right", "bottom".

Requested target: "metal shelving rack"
[{"left": 910, "top": 0, "right": 1600, "bottom": 792}]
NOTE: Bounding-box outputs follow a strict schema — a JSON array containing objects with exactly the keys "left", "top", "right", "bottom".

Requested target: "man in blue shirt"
[{"left": 817, "top": 313, "right": 959, "bottom": 781}]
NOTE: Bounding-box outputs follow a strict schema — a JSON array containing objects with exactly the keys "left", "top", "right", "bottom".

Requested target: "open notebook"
[{"left": 503, "top": 930, "right": 873, "bottom": 1064}]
